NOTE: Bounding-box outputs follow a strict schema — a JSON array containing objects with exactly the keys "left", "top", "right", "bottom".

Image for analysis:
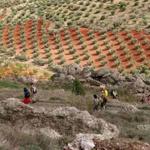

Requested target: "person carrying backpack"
[
  {"left": 110, "top": 89, "right": 118, "bottom": 99},
  {"left": 93, "top": 94, "right": 101, "bottom": 111},
  {"left": 99, "top": 85, "right": 109, "bottom": 110},
  {"left": 22, "top": 87, "right": 32, "bottom": 104},
  {"left": 30, "top": 83, "right": 37, "bottom": 103}
]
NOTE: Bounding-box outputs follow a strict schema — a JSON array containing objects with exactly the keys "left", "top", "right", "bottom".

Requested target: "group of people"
[
  {"left": 93, "top": 85, "right": 117, "bottom": 111},
  {"left": 23, "top": 83, "right": 37, "bottom": 104},
  {"left": 22, "top": 82, "right": 117, "bottom": 111}
]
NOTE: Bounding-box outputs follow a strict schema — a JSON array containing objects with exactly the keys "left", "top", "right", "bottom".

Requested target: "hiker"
[
  {"left": 99, "top": 85, "right": 109, "bottom": 110},
  {"left": 22, "top": 87, "right": 32, "bottom": 104},
  {"left": 93, "top": 94, "right": 101, "bottom": 111},
  {"left": 110, "top": 89, "right": 118, "bottom": 99},
  {"left": 30, "top": 83, "right": 37, "bottom": 103}
]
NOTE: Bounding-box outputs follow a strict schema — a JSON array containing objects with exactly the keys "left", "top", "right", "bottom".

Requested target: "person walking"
[
  {"left": 99, "top": 85, "right": 109, "bottom": 110},
  {"left": 30, "top": 83, "right": 37, "bottom": 103},
  {"left": 93, "top": 94, "right": 101, "bottom": 111},
  {"left": 22, "top": 87, "right": 32, "bottom": 104}
]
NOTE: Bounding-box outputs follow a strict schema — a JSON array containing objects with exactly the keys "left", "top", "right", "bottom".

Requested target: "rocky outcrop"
[
  {"left": 51, "top": 63, "right": 92, "bottom": 82},
  {"left": 52, "top": 64, "right": 150, "bottom": 102},
  {"left": 65, "top": 135, "right": 150, "bottom": 150},
  {"left": 0, "top": 98, "right": 119, "bottom": 148},
  {"left": 17, "top": 76, "right": 38, "bottom": 84},
  {"left": 107, "top": 100, "right": 139, "bottom": 113},
  {"left": 93, "top": 138, "right": 150, "bottom": 150}
]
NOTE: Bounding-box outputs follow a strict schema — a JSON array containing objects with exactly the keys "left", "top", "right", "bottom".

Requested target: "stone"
[
  {"left": 51, "top": 65, "right": 63, "bottom": 74},
  {"left": 59, "top": 73, "right": 66, "bottom": 80},
  {"left": 82, "top": 67, "right": 92, "bottom": 78},
  {"left": 96, "top": 68, "right": 112, "bottom": 78},
  {"left": 67, "top": 64, "right": 83, "bottom": 75},
  {"left": 17, "top": 76, "right": 38, "bottom": 84},
  {"left": 39, "top": 128, "right": 62, "bottom": 139},
  {"left": 66, "top": 75, "right": 75, "bottom": 81},
  {"left": 125, "top": 74, "right": 136, "bottom": 82},
  {"left": 65, "top": 130, "right": 119, "bottom": 150},
  {"left": 86, "top": 77, "right": 101, "bottom": 86},
  {"left": 107, "top": 101, "right": 139, "bottom": 113},
  {"left": 134, "top": 77, "right": 145, "bottom": 88},
  {"left": 137, "top": 124, "right": 150, "bottom": 131},
  {"left": 143, "top": 78, "right": 150, "bottom": 85}
]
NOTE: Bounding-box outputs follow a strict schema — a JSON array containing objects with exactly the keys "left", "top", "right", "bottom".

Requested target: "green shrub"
[
  {"left": 33, "top": 58, "right": 47, "bottom": 66},
  {"left": 15, "top": 54, "right": 28, "bottom": 61},
  {"left": 72, "top": 79, "right": 85, "bottom": 95}
]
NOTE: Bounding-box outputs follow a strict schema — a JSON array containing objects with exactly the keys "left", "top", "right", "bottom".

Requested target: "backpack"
[
  {"left": 24, "top": 89, "right": 30, "bottom": 98},
  {"left": 110, "top": 89, "right": 118, "bottom": 99},
  {"left": 32, "top": 86, "right": 37, "bottom": 94}
]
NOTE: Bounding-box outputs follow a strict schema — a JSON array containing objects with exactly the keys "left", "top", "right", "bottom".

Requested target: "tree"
[{"left": 72, "top": 79, "right": 85, "bottom": 95}]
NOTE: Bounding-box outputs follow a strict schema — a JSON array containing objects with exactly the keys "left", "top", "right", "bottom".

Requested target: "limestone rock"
[
  {"left": 0, "top": 99, "right": 119, "bottom": 139},
  {"left": 39, "top": 127, "right": 62, "bottom": 139},
  {"left": 134, "top": 77, "right": 145, "bottom": 88},
  {"left": 17, "top": 76, "right": 38, "bottom": 84},
  {"left": 96, "top": 68, "right": 112, "bottom": 78},
  {"left": 107, "top": 101, "right": 139, "bottom": 113},
  {"left": 82, "top": 67, "right": 92, "bottom": 78}
]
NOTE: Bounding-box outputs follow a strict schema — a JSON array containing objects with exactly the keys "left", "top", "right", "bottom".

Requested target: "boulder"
[
  {"left": 63, "top": 64, "right": 83, "bottom": 76},
  {"left": 82, "top": 67, "right": 92, "bottom": 78},
  {"left": 17, "top": 76, "right": 38, "bottom": 84},
  {"left": 107, "top": 101, "right": 139, "bottom": 113},
  {"left": 86, "top": 77, "right": 101, "bottom": 86},
  {"left": 93, "top": 138, "right": 150, "bottom": 150},
  {"left": 125, "top": 74, "right": 136, "bottom": 82},
  {"left": 137, "top": 124, "right": 150, "bottom": 131},
  {"left": 134, "top": 77, "right": 145, "bottom": 89},
  {"left": 39, "top": 127, "right": 62, "bottom": 139},
  {"left": 59, "top": 73, "right": 66, "bottom": 80},
  {"left": 51, "top": 65, "right": 63, "bottom": 74},
  {"left": 66, "top": 75, "right": 75, "bottom": 81},
  {"left": 96, "top": 68, "right": 112, "bottom": 78},
  {"left": 143, "top": 78, "right": 150, "bottom": 85}
]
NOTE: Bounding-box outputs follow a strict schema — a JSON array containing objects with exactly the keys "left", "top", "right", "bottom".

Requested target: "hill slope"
[{"left": 0, "top": 0, "right": 149, "bottom": 72}]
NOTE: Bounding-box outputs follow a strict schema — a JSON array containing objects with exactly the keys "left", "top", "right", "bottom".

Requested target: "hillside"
[
  {"left": 0, "top": 0, "right": 149, "bottom": 72},
  {"left": 0, "top": 1, "right": 150, "bottom": 149}
]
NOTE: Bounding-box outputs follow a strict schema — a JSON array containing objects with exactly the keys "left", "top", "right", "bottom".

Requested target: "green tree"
[{"left": 72, "top": 79, "right": 85, "bottom": 95}]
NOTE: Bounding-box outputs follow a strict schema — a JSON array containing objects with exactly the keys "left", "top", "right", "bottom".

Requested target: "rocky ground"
[
  {"left": 0, "top": 64, "right": 150, "bottom": 150},
  {"left": 0, "top": 97, "right": 150, "bottom": 150},
  {"left": 51, "top": 64, "right": 150, "bottom": 103},
  {"left": 0, "top": 85, "right": 150, "bottom": 149}
]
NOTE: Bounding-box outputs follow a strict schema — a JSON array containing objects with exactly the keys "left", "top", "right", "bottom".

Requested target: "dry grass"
[
  {"left": 0, "top": 127, "right": 63, "bottom": 150},
  {"left": 96, "top": 107, "right": 150, "bottom": 143}
]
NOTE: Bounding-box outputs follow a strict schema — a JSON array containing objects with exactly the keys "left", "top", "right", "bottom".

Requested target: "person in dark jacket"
[
  {"left": 93, "top": 94, "right": 101, "bottom": 111},
  {"left": 22, "top": 87, "right": 32, "bottom": 104}
]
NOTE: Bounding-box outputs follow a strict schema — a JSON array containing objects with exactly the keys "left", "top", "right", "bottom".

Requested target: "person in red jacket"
[{"left": 22, "top": 87, "right": 32, "bottom": 104}]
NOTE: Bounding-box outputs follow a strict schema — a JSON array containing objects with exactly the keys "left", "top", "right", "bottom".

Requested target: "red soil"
[
  {"left": 37, "top": 19, "right": 45, "bottom": 58},
  {"left": 1, "top": 19, "right": 150, "bottom": 72},
  {"left": 2, "top": 25, "right": 9, "bottom": 48},
  {"left": 13, "top": 24, "right": 22, "bottom": 54},
  {"left": 24, "top": 20, "right": 33, "bottom": 57}
]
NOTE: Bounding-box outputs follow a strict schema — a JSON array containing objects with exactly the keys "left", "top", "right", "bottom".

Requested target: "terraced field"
[{"left": 0, "top": 0, "right": 149, "bottom": 72}]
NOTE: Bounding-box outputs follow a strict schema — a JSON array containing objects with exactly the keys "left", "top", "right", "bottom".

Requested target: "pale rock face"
[
  {"left": 39, "top": 127, "right": 62, "bottom": 139},
  {"left": 65, "top": 130, "right": 119, "bottom": 150},
  {"left": 134, "top": 77, "right": 145, "bottom": 88}
]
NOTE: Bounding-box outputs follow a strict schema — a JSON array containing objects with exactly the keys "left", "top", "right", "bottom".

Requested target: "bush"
[
  {"left": 33, "top": 58, "right": 47, "bottom": 66},
  {"left": 72, "top": 79, "right": 85, "bottom": 95},
  {"left": 15, "top": 54, "right": 28, "bottom": 62}
]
